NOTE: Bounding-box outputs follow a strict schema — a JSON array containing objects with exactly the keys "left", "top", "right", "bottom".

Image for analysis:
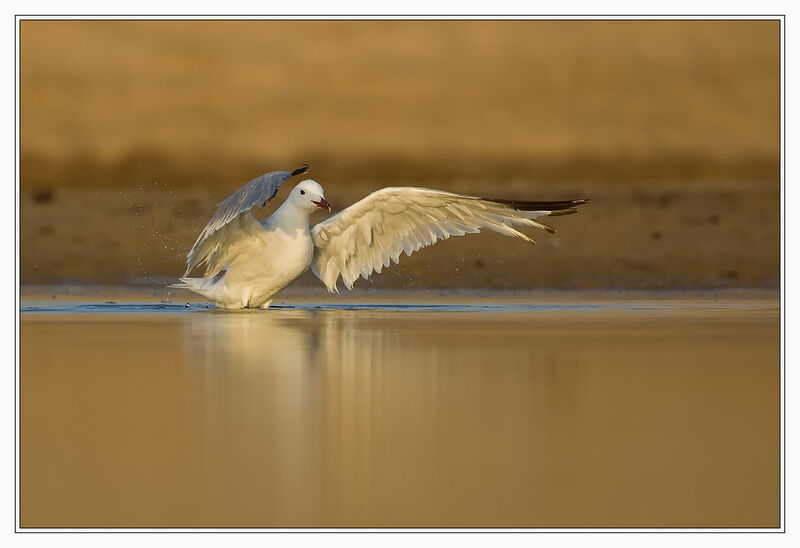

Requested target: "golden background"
[{"left": 20, "top": 20, "right": 780, "bottom": 289}]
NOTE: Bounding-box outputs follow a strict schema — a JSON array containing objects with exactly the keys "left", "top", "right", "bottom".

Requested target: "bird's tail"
[{"left": 168, "top": 277, "right": 221, "bottom": 301}]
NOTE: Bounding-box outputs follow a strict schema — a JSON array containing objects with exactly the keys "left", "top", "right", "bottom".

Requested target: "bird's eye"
[{"left": 300, "top": 190, "right": 305, "bottom": 195}]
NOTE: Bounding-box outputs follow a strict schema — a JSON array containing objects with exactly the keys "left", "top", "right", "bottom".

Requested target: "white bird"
[{"left": 171, "top": 165, "right": 588, "bottom": 309}]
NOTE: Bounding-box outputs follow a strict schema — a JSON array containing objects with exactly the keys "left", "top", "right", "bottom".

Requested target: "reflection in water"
[
  {"left": 185, "top": 310, "right": 556, "bottom": 525},
  {"left": 21, "top": 304, "right": 780, "bottom": 527},
  {"left": 184, "top": 312, "right": 323, "bottom": 523}
]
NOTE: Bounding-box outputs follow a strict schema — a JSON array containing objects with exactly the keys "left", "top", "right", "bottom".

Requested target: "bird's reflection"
[
  {"left": 179, "top": 310, "right": 328, "bottom": 521},
  {"left": 186, "top": 309, "right": 316, "bottom": 368},
  {"left": 177, "top": 308, "right": 557, "bottom": 523}
]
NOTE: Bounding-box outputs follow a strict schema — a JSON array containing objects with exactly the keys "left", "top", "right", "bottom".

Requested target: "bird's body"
[
  {"left": 174, "top": 177, "right": 318, "bottom": 309},
  {"left": 178, "top": 225, "right": 314, "bottom": 309},
  {"left": 171, "top": 165, "right": 588, "bottom": 309}
]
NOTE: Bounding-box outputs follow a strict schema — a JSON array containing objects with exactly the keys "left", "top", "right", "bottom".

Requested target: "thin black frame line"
[
  {"left": 11, "top": 14, "right": 789, "bottom": 16},
  {"left": 780, "top": 13, "right": 786, "bottom": 534},
  {"left": 12, "top": 16, "right": 787, "bottom": 20},
  {"left": 14, "top": 526, "right": 788, "bottom": 532},
  {"left": 14, "top": 13, "right": 18, "bottom": 535}
]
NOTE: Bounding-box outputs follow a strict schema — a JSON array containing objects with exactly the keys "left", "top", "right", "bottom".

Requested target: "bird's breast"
[{"left": 262, "top": 227, "right": 315, "bottom": 273}]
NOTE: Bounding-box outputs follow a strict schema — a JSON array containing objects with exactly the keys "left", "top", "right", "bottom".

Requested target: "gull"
[{"left": 171, "top": 164, "right": 588, "bottom": 309}]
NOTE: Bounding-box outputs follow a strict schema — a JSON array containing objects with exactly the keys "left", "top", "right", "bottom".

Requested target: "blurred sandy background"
[{"left": 19, "top": 20, "right": 780, "bottom": 289}]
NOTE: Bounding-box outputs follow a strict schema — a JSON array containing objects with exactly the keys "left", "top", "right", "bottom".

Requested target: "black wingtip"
[
  {"left": 291, "top": 164, "right": 309, "bottom": 176},
  {"left": 484, "top": 198, "right": 590, "bottom": 212}
]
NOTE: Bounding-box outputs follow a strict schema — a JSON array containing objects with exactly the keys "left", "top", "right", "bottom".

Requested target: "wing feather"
[
  {"left": 184, "top": 165, "right": 307, "bottom": 275},
  {"left": 310, "top": 187, "right": 588, "bottom": 292}
]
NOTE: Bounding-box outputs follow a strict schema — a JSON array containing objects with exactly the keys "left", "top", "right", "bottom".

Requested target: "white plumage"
[{"left": 171, "top": 165, "right": 588, "bottom": 309}]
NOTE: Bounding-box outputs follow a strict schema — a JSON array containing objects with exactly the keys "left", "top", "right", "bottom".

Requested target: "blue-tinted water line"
[{"left": 19, "top": 301, "right": 773, "bottom": 315}]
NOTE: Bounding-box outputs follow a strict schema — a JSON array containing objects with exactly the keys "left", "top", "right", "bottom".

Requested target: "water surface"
[{"left": 20, "top": 299, "right": 780, "bottom": 528}]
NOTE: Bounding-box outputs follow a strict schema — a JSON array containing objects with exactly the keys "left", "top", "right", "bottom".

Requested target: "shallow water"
[{"left": 20, "top": 298, "right": 780, "bottom": 528}]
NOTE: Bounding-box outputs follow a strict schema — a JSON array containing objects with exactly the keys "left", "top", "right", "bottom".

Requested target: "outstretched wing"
[
  {"left": 184, "top": 164, "right": 308, "bottom": 276},
  {"left": 310, "top": 187, "right": 588, "bottom": 292}
]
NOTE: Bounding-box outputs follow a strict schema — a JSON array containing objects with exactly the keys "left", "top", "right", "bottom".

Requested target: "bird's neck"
[{"left": 269, "top": 201, "right": 311, "bottom": 231}]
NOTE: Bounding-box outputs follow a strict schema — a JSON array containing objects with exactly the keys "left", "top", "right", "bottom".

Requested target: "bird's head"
[{"left": 290, "top": 179, "right": 330, "bottom": 213}]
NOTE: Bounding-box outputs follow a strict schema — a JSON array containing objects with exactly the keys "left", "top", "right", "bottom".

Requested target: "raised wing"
[
  {"left": 184, "top": 164, "right": 308, "bottom": 276},
  {"left": 310, "top": 187, "right": 588, "bottom": 292}
]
